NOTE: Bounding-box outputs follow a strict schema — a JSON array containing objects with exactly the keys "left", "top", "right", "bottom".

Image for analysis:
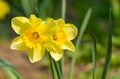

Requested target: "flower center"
[
  {"left": 23, "top": 29, "right": 42, "bottom": 48},
  {"left": 53, "top": 35, "right": 57, "bottom": 40},
  {"left": 53, "top": 29, "right": 67, "bottom": 46},
  {"left": 32, "top": 32, "right": 40, "bottom": 39}
]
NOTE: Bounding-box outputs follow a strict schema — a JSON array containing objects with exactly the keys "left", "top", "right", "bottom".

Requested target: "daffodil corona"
[{"left": 11, "top": 15, "right": 78, "bottom": 63}]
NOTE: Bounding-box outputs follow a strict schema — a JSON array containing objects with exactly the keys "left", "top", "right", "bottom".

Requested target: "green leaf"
[
  {"left": 91, "top": 34, "right": 97, "bottom": 79},
  {"left": 0, "top": 58, "right": 22, "bottom": 79},
  {"left": 101, "top": 8, "right": 112, "bottom": 79},
  {"left": 69, "top": 7, "right": 92, "bottom": 79},
  {"left": 20, "top": 0, "right": 38, "bottom": 17},
  {"left": 38, "top": 0, "right": 51, "bottom": 19}
]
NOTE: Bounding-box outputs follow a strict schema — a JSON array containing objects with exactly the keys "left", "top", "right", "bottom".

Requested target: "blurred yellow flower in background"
[
  {"left": 49, "top": 19, "right": 78, "bottom": 61},
  {"left": 11, "top": 15, "right": 57, "bottom": 63},
  {"left": 0, "top": 0, "right": 10, "bottom": 20}
]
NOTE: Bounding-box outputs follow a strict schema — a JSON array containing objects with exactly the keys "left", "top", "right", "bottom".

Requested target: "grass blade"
[
  {"left": 68, "top": 7, "right": 92, "bottom": 79},
  {"left": 91, "top": 34, "right": 97, "bottom": 79},
  {"left": 20, "top": 0, "right": 32, "bottom": 17},
  {"left": 21, "top": 0, "right": 38, "bottom": 17},
  {"left": 0, "top": 58, "right": 22, "bottom": 79},
  {"left": 101, "top": 8, "right": 112, "bottom": 79}
]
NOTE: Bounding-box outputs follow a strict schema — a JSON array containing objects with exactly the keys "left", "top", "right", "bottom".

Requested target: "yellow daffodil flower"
[
  {"left": 0, "top": 0, "right": 10, "bottom": 19},
  {"left": 11, "top": 15, "right": 57, "bottom": 63},
  {"left": 49, "top": 19, "right": 78, "bottom": 61}
]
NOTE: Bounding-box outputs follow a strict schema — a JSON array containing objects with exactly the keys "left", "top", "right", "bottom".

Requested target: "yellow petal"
[
  {"left": 46, "top": 38, "right": 63, "bottom": 61},
  {"left": 29, "top": 15, "right": 42, "bottom": 27},
  {"left": 44, "top": 43, "right": 56, "bottom": 52},
  {"left": 50, "top": 49, "right": 63, "bottom": 61},
  {"left": 44, "top": 37, "right": 57, "bottom": 51},
  {"left": 63, "top": 24, "right": 78, "bottom": 40},
  {"left": 28, "top": 45, "right": 45, "bottom": 63},
  {"left": 11, "top": 36, "right": 27, "bottom": 50},
  {"left": 56, "top": 19, "right": 65, "bottom": 27},
  {"left": 43, "top": 18, "right": 58, "bottom": 35},
  {"left": 11, "top": 16, "right": 30, "bottom": 34},
  {"left": 61, "top": 41, "right": 75, "bottom": 52}
]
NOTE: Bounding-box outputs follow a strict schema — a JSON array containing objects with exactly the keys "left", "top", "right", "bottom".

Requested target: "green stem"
[
  {"left": 68, "top": 8, "right": 92, "bottom": 79},
  {"left": 61, "top": 0, "right": 66, "bottom": 20},
  {"left": 58, "top": 0, "right": 67, "bottom": 78},
  {"left": 91, "top": 34, "right": 97, "bottom": 79},
  {"left": 49, "top": 54, "right": 63, "bottom": 79},
  {"left": 49, "top": 54, "right": 58, "bottom": 79},
  {"left": 102, "top": 8, "right": 112, "bottom": 79},
  {"left": 54, "top": 60, "right": 63, "bottom": 79},
  {"left": 58, "top": 58, "right": 64, "bottom": 78}
]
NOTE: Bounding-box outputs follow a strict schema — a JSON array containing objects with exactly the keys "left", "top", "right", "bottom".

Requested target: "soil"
[{"left": 0, "top": 41, "right": 52, "bottom": 79}]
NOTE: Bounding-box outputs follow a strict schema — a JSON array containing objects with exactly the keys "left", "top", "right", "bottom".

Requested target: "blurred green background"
[{"left": 0, "top": 0, "right": 120, "bottom": 79}]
